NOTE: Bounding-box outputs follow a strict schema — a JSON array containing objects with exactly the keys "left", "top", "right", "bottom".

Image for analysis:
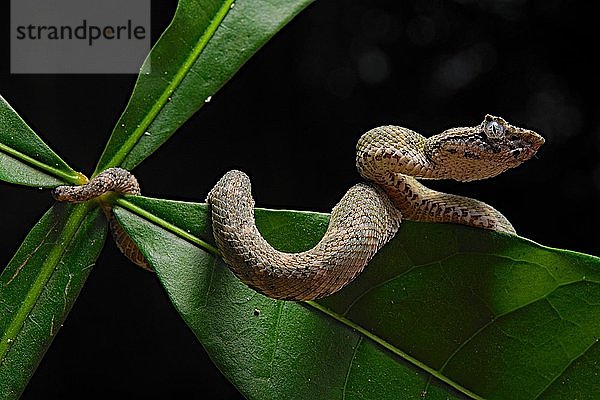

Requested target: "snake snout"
[
  {"left": 516, "top": 146, "right": 538, "bottom": 162},
  {"left": 515, "top": 126, "right": 544, "bottom": 156}
]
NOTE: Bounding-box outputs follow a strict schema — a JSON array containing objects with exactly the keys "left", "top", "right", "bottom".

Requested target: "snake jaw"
[
  {"left": 502, "top": 120, "right": 545, "bottom": 163},
  {"left": 509, "top": 140, "right": 541, "bottom": 162}
]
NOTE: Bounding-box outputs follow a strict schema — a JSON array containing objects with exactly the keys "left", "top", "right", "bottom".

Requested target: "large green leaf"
[
  {"left": 0, "top": 204, "right": 107, "bottom": 399},
  {"left": 114, "top": 196, "right": 600, "bottom": 399},
  {"left": 94, "top": 0, "right": 315, "bottom": 174},
  {"left": 0, "top": 96, "right": 83, "bottom": 187},
  {"left": 0, "top": 1, "right": 316, "bottom": 396}
]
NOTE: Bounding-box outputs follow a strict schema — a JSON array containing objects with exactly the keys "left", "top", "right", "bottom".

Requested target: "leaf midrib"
[
  {"left": 305, "top": 300, "right": 485, "bottom": 400},
  {"left": 114, "top": 198, "right": 484, "bottom": 399},
  {"left": 0, "top": 203, "right": 93, "bottom": 364},
  {"left": 0, "top": 142, "right": 81, "bottom": 185},
  {"left": 116, "top": 198, "right": 219, "bottom": 255},
  {"left": 94, "top": 0, "right": 236, "bottom": 174},
  {"left": 114, "top": 197, "right": 600, "bottom": 399}
]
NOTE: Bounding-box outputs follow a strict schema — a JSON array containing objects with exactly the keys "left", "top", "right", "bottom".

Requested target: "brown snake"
[
  {"left": 52, "top": 168, "right": 150, "bottom": 269},
  {"left": 52, "top": 115, "right": 544, "bottom": 301}
]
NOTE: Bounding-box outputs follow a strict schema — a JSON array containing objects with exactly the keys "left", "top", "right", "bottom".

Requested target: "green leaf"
[
  {"left": 0, "top": 204, "right": 107, "bottom": 399},
  {"left": 115, "top": 196, "right": 600, "bottom": 399},
  {"left": 94, "top": 0, "right": 315, "bottom": 174},
  {"left": 113, "top": 198, "right": 467, "bottom": 399},
  {"left": 0, "top": 96, "right": 83, "bottom": 187}
]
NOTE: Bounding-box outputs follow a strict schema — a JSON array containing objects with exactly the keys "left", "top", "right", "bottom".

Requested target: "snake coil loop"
[{"left": 52, "top": 167, "right": 150, "bottom": 270}]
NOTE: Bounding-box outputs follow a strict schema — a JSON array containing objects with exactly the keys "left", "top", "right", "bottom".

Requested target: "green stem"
[
  {"left": 115, "top": 198, "right": 220, "bottom": 256},
  {"left": 0, "top": 203, "right": 93, "bottom": 363},
  {"left": 0, "top": 143, "right": 82, "bottom": 185},
  {"left": 304, "top": 300, "right": 485, "bottom": 400},
  {"left": 94, "top": 0, "right": 235, "bottom": 174}
]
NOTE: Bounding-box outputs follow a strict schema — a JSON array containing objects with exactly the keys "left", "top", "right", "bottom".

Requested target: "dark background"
[{"left": 1, "top": 0, "right": 599, "bottom": 398}]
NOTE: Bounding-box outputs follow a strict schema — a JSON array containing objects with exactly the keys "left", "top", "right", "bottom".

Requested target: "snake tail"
[
  {"left": 52, "top": 167, "right": 141, "bottom": 202},
  {"left": 206, "top": 170, "right": 402, "bottom": 300},
  {"left": 99, "top": 205, "right": 151, "bottom": 270},
  {"left": 52, "top": 167, "right": 150, "bottom": 270}
]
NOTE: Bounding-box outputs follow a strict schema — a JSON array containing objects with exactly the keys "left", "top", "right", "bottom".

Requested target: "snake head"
[
  {"left": 480, "top": 115, "right": 544, "bottom": 162},
  {"left": 429, "top": 114, "right": 545, "bottom": 181}
]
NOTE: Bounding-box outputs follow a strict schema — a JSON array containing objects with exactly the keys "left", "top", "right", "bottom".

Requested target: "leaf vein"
[
  {"left": 342, "top": 336, "right": 362, "bottom": 400},
  {"left": 267, "top": 301, "right": 284, "bottom": 381},
  {"left": 534, "top": 339, "right": 600, "bottom": 399}
]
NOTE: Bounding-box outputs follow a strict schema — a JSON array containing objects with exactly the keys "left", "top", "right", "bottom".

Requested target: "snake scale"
[
  {"left": 52, "top": 115, "right": 544, "bottom": 300},
  {"left": 52, "top": 167, "right": 150, "bottom": 269}
]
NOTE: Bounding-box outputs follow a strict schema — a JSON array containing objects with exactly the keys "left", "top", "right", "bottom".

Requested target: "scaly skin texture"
[
  {"left": 52, "top": 167, "right": 141, "bottom": 202},
  {"left": 52, "top": 168, "right": 150, "bottom": 270},
  {"left": 355, "top": 115, "right": 543, "bottom": 233},
  {"left": 207, "top": 172, "right": 401, "bottom": 299},
  {"left": 207, "top": 115, "right": 544, "bottom": 300},
  {"left": 51, "top": 116, "right": 544, "bottom": 300}
]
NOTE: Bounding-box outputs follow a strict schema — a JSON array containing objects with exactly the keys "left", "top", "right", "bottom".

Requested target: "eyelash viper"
[{"left": 52, "top": 115, "right": 544, "bottom": 301}]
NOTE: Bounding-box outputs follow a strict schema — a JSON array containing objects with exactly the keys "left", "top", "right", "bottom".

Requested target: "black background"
[{"left": 1, "top": 0, "right": 599, "bottom": 398}]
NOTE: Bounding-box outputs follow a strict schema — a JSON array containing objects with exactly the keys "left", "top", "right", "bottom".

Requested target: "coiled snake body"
[{"left": 53, "top": 115, "right": 544, "bottom": 301}]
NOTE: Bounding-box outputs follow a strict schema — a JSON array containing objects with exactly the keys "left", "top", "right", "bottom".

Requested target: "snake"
[
  {"left": 52, "top": 115, "right": 544, "bottom": 301},
  {"left": 51, "top": 168, "right": 150, "bottom": 270}
]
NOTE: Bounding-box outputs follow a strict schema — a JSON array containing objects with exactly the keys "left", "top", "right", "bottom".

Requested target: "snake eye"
[{"left": 483, "top": 120, "right": 504, "bottom": 139}]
